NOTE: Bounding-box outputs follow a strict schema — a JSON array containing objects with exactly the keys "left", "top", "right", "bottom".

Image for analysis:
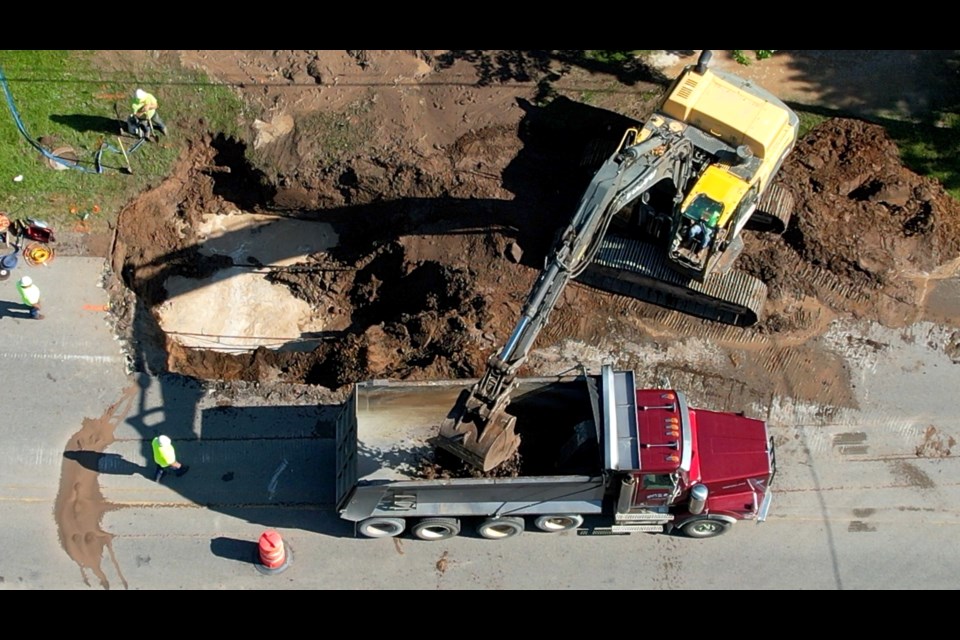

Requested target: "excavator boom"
[{"left": 435, "top": 132, "right": 691, "bottom": 470}]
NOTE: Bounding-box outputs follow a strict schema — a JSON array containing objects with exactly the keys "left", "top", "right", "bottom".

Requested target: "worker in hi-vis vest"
[
  {"left": 130, "top": 88, "right": 168, "bottom": 138},
  {"left": 152, "top": 435, "right": 188, "bottom": 482},
  {"left": 16, "top": 275, "right": 43, "bottom": 319}
]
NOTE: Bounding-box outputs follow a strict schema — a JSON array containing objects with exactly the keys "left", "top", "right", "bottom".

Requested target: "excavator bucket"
[{"left": 433, "top": 389, "right": 521, "bottom": 472}]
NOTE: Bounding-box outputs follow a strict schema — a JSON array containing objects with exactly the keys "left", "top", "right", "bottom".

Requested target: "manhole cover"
[{"left": 47, "top": 146, "right": 79, "bottom": 171}]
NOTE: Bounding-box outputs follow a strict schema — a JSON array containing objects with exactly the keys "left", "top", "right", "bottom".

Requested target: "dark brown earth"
[{"left": 95, "top": 50, "right": 960, "bottom": 411}]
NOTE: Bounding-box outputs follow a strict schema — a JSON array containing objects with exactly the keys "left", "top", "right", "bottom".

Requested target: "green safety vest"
[
  {"left": 152, "top": 437, "right": 177, "bottom": 466},
  {"left": 133, "top": 92, "right": 158, "bottom": 120},
  {"left": 17, "top": 282, "right": 40, "bottom": 305}
]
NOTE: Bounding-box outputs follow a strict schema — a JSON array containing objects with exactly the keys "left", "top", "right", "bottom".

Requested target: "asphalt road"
[{"left": 1, "top": 257, "right": 958, "bottom": 590}]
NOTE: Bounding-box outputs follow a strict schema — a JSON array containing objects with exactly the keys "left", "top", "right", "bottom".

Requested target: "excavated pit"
[{"left": 109, "top": 111, "right": 960, "bottom": 406}]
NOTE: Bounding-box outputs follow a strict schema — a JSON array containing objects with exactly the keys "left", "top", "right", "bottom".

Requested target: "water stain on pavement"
[{"left": 54, "top": 384, "right": 138, "bottom": 590}]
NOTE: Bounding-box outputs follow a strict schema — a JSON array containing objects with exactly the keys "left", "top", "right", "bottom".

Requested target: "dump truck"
[{"left": 335, "top": 365, "right": 775, "bottom": 541}]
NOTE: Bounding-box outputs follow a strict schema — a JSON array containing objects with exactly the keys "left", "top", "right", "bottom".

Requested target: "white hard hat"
[
  {"left": 18, "top": 275, "right": 32, "bottom": 287},
  {"left": 157, "top": 435, "right": 171, "bottom": 445},
  {"left": 135, "top": 88, "right": 147, "bottom": 100}
]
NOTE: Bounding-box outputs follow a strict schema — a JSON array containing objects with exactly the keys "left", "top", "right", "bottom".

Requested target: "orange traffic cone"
[{"left": 255, "top": 530, "right": 291, "bottom": 574}]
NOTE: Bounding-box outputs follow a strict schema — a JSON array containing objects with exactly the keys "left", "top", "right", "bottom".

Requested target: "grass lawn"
[
  {"left": 887, "top": 119, "right": 960, "bottom": 200},
  {"left": 0, "top": 50, "right": 243, "bottom": 233}
]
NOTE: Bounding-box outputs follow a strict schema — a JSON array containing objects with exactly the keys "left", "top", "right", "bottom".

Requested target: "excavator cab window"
[
  {"left": 681, "top": 195, "right": 724, "bottom": 253},
  {"left": 683, "top": 194, "right": 723, "bottom": 224}
]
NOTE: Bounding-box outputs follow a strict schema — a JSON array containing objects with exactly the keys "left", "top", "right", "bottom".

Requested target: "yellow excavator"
[{"left": 435, "top": 50, "right": 800, "bottom": 471}]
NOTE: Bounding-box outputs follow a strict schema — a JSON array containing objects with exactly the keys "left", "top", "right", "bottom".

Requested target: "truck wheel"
[
  {"left": 677, "top": 517, "right": 732, "bottom": 539},
  {"left": 357, "top": 517, "right": 406, "bottom": 538},
  {"left": 534, "top": 514, "right": 584, "bottom": 533},
  {"left": 477, "top": 516, "right": 525, "bottom": 540},
  {"left": 411, "top": 517, "right": 461, "bottom": 541}
]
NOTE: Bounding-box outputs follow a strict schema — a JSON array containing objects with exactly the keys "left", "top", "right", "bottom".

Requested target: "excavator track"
[
  {"left": 578, "top": 234, "right": 768, "bottom": 326},
  {"left": 747, "top": 183, "right": 795, "bottom": 234}
]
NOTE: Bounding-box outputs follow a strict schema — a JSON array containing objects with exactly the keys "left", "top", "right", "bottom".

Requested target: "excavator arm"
[{"left": 435, "top": 128, "right": 695, "bottom": 471}]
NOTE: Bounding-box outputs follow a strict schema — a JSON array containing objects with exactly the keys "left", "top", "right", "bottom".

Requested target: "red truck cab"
[{"left": 607, "top": 373, "right": 775, "bottom": 537}]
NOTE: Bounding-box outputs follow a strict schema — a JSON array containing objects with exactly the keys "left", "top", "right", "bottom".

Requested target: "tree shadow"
[
  {"left": 788, "top": 51, "right": 960, "bottom": 121},
  {"left": 50, "top": 113, "right": 123, "bottom": 136},
  {"left": 434, "top": 50, "right": 669, "bottom": 104}
]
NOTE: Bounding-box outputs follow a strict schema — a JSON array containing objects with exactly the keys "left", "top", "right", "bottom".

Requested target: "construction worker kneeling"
[{"left": 128, "top": 88, "right": 168, "bottom": 140}]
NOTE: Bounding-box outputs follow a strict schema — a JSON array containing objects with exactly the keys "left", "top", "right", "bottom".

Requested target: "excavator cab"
[{"left": 670, "top": 193, "right": 724, "bottom": 272}]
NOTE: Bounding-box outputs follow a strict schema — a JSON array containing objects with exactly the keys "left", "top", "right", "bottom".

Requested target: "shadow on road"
[
  {"left": 210, "top": 536, "right": 258, "bottom": 564},
  {"left": 63, "top": 451, "right": 148, "bottom": 478},
  {"left": 0, "top": 299, "right": 36, "bottom": 319}
]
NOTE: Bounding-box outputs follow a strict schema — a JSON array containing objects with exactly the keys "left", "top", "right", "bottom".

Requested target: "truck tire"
[
  {"left": 533, "top": 514, "right": 584, "bottom": 533},
  {"left": 411, "top": 517, "right": 461, "bottom": 541},
  {"left": 477, "top": 516, "right": 525, "bottom": 540},
  {"left": 357, "top": 517, "right": 406, "bottom": 538},
  {"left": 677, "top": 517, "right": 733, "bottom": 539}
]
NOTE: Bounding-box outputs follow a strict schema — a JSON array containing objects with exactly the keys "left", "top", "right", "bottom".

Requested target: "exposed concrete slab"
[
  {"left": 196, "top": 212, "right": 337, "bottom": 267},
  {"left": 157, "top": 213, "right": 338, "bottom": 353}
]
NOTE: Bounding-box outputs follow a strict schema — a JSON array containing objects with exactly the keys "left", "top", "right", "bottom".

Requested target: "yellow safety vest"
[
  {"left": 152, "top": 437, "right": 177, "bottom": 466},
  {"left": 133, "top": 92, "right": 158, "bottom": 120},
  {"left": 17, "top": 282, "right": 40, "bottom": 305}
]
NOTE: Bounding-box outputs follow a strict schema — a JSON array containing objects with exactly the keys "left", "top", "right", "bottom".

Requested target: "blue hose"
[{"left": 0, "top": 65, "right": 146, "bottom": 174}]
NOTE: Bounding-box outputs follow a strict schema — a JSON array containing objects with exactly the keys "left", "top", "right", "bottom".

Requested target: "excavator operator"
[{"left": 685, "top": 196, "right": 723, "bottom": 254}]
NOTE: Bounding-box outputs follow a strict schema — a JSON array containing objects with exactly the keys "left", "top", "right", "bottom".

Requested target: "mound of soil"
[{"left": 745, "top": 118, "right": 960, "bottom": 330}]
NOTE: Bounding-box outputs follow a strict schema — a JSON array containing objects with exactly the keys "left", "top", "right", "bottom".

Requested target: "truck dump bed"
[{"left": 335, "top": 374, "right": 612, "bottom": 522}]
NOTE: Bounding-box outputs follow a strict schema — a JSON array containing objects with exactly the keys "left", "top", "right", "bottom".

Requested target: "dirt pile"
[{"left": 743, "top": 118, "right": 960, "bottom": 330}]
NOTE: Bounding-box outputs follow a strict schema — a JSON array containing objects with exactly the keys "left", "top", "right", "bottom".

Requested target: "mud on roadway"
[{"left": 103, "top": 50, "right": 960, "bottom": 424}]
